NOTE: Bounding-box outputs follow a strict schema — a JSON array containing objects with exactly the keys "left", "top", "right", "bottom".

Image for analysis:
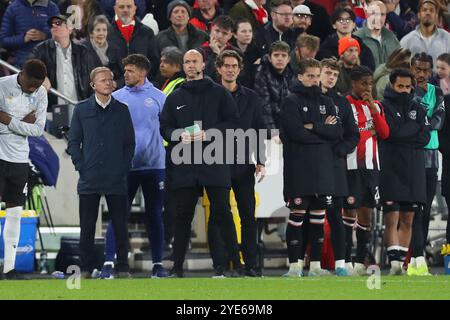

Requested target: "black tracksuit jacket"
[
  {"left": 379, "top": 87, "right": 431, "bottom": 203},
  {"left": 160, "top": 77, "right": 239, "bottom": 190},
  {"left": 280, "top": 80, "right": 342, "bottom": 198}
]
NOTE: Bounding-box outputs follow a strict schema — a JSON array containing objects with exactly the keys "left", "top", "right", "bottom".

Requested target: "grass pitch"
[{"left": 0, "top": 276, "right": 449, "bottom": 300}]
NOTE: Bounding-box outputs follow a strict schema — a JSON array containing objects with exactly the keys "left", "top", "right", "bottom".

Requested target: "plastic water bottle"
[
  {"left": 39, "top": 252, "right": 49, "bottom": 274},
  {"left": 52, "top": 271, "right": 65, "bottom": 279}
]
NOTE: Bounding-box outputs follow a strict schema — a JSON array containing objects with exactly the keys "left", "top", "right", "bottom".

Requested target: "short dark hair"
[
  {"left": 122, "top": 54, "right": 151, "bottom": 72},
  {"left": 234, "top": 17, "right": 253, "bottom": 32},
  {"left": 212, "top": 15, "right": 235, "bottom": 32},
  {"left": 87, "top": 15, "right": 110, "bottom": 35},
  {"left": 349, "top": 65, "right": 372, "bottom": 81},
  {"left": 22, "top": 59, "right": 47, "bottom": 82},
  {"left": 330, "top": 7, "right": 356, "bottom": 25},
  {"left": 298, "top": 58, "right": 321, "bottom": 75},
  {"left": 411, "top": 52, "right": 433, "bottom": 69},
  {"left": 161, "top": 46, "right": 183, "bottom": 67},
  {"left": 389, "top": 68, "right": 416, "bottom": 86},
  {"left": 270, "top": 0, "right": 291, "bottom": 9},
  {"left": 269, "top": 40, "right": 290, "bottom": 55},
  {"left": 321, "top": 57, "right": 340, "bottom": 72},
  {"left": 216, "top": 49, "right": 244, "bottom": 69},
  {"left": 437, "top": 53, "right": 450, "bottom": 66}
]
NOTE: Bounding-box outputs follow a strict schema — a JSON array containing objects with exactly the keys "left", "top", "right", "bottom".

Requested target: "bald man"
[{"left": 160, "top": 49, "right": 242, "bottom": 278}]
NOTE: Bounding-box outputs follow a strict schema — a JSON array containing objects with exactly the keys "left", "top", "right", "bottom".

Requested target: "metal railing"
[{"left": 0, "top": 58, "right": 78, "bottom": 105}]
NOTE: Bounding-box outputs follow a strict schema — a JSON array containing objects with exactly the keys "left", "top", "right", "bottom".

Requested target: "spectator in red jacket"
[{"left": 189, "top": 0, "right": 224, "bottom": 33}]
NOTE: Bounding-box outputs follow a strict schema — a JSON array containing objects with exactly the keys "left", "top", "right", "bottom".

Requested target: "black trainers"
[
  {"left": 245, "top": 268, "right": 262, "bottom": 277},
  {"left": 116, "top": 271, "right": 132, "bottom": 279},
  {"left": 168, "top": 268, "right": 184, "bottom": 278},
  {"left": 212, "top": 267, "right": 226, "bottom": 278},
  {"left": 229, "top": 268, "right": 246, "bottom": 278},
  {"left": 1, "top": 270, "right": 31, "bottom": 280}
]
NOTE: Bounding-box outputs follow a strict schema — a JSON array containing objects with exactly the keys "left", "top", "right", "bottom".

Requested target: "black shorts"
[
  {"left": 0, "top": 160, "right": 29, "bottom": 206},
  {"left": 344, "top": 169, "right": 380, "bottom": 209},
  {"left": 286, "top": 195, "right": 333, "bottom": 211},
  {"left": 382, "top": 201, "right": 420, "bottom": 213}
]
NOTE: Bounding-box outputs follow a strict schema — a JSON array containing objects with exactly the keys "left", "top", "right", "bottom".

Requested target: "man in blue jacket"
[
  {"left": 99, "top": 54, "right": 168, "bottom": 279},
  {"left": 68, "top": 66, "right": 135, "bottom": 279},
  {"left": 0, "top": 0, "right": 60, "bottom": 67}
]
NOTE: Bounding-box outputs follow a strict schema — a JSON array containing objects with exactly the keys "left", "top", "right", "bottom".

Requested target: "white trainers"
[
  {"left": 353, "top": 263, "right": 367, "bottom": 276},
  {"left": 308, "top": 268, "right": 332, "bottom": 277},
  {"left": 282, "top": 270, "right": 303, "bottom": 278},
  {"left": 389, "top": 265, "right": 403, "bottom": 276}
]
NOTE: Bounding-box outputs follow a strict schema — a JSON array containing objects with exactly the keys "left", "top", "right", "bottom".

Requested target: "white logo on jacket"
[
  {"left": 319, "top": 105, "right": 326, "bottom": 114},
  {"left": 144, "top": 98, "right": 155, "bottom": 107},
  {"left": 409, "top": 110, "right": 417, "bottom": 120},
  {"left": 177, "top": 105, "right": 187, "bottom": 110}
]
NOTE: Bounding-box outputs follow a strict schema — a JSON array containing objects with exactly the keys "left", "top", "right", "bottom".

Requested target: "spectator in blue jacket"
[
  {"left": 0, "top": 0, "right": 60, "bottom": 67},
  {"left": 99, "top": 54, "right": 168, "bottom": 279}
]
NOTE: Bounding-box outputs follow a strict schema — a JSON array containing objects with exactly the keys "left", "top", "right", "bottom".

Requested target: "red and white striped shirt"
[{"left": 346, "top": 95, "right": 390, "bottom": 171}]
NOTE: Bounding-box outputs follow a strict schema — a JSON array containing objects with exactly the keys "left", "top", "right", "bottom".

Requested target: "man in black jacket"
[
  {"left": 280, "top": 58, "right": 342, "bottom": 277},
  {"left": 255, "top": 0, "right": 298, "bottom": 54},
  {"left": 254, "top": 41, "right": 293, "bottom": 137},
  {"left": 319, "top": 58, "right": 359, "bottom": 276},
  {"left": 30, "top": 15, "right": 99, "bottom": 115},
  {"left": 156, "top": 0, "right": 209, "bottom": 53},
  {"left": 215, "top": 50, "right": 266, "bottom": 276},
  {"left": 409, "top": 52, "right": 445, "bottom": 276},
  {"left": 439, "top": 94, "right": 450, "bottom": 247},
  {"left": 380, "top": 68, "right": 430, "bottom": 276},
  {"left": 160, "top": 49, "right": 241, "bottom": 277},
  {"left": 290, "top": 0, "right": 333, "bottom": 41},
  {"left": 107, "top": 0, "right": 159, "bottom": 77},
  {"left": 67, "top": 67, "right": 135, "bottom": 279},
  {"left": 296, "top": 57, "right": 359, "bottom": 277},
  {"left": 316, "top": 7, "right": 375, "bottom": 71}
]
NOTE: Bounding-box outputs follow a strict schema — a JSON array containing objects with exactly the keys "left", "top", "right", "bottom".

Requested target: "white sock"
[
  {"left": 390, "top": 260, "right": 401, "bottom": 270},
  {"left": 288, "top": 262, "right": 301, "bottom": 272},
  {"left": 3, "top": 206, "right": 22, "bottom": 273},
  {"left": 310, "top": 261, "right": 321, "bottom": 271},
  {"left": 416, "top": 256, "right": 427, "bottom": 268},
  {"left": 335, "top": 259, "right": 345, "bottom": 269},
  {"left": 410, "top": 257, "right": 416, "bottom": 267},
  {"left": 298, "top": 259, "right": 304, "bottom": 271},
  {"left": 345, "top": 262, "right": 354, "bottom": 270},
  {"left": 103, "top": 261, "right": 114, "bottom": 267},
  {"left": 354, "top": 262, "right": 366, "bottom": 270}
]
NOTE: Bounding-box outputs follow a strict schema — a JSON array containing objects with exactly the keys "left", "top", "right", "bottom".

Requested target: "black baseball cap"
[{"left": 47, "top": 15, "right": 68, "bottom": 27}]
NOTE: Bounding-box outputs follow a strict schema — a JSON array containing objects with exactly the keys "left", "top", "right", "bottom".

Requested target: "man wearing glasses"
[
  {"left": 289, "top": 0, "right": 332, "bottom": 41},
  {"left": 256, "top": 0, "right": 297, "bottom": 53},
  {"left": 30, "top": 15, "right": 99, "bottom": 122},
  {"left": 292, "top": 4, "right": 313, "bottom": 33},
  {"left": 317, "top": 7, "right": 375, "bottom": 71}
]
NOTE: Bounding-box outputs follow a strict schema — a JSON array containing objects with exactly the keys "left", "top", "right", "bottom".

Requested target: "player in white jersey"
[{"left": 0, "top": 59, "right": 47, "bottom": 279}]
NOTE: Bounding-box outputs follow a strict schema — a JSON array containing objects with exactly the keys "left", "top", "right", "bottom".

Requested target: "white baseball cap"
[{"left": 293, "top": 5, "right": 313, "bottom": 16}]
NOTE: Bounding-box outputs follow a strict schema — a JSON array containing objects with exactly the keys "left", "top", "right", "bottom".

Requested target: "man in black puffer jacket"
[
  {"left": 160, "top": 49, "right": 241, "bottom": 278},
  {"left": 380, "top": 68, "right": 430, "bottom": 276},
  {"left": 254, "top": 41, "right": 293, "bottom": 136},
  {"left": 280, "top": 58, "right": 342, "bottom": 277}
]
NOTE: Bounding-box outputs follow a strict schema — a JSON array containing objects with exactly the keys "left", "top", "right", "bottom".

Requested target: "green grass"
[{"left": 1, "top": 276, "right": 450, "bottom": 300}]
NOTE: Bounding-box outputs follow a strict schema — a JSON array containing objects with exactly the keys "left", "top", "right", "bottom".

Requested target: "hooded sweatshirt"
[{"left": 113, "top": 79, "right": 166, "bottom": 170}]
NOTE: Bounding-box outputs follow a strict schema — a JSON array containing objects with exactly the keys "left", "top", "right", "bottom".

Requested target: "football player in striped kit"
[{"left": 342, "top": 65, "right": 390, "bottom": 275}]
